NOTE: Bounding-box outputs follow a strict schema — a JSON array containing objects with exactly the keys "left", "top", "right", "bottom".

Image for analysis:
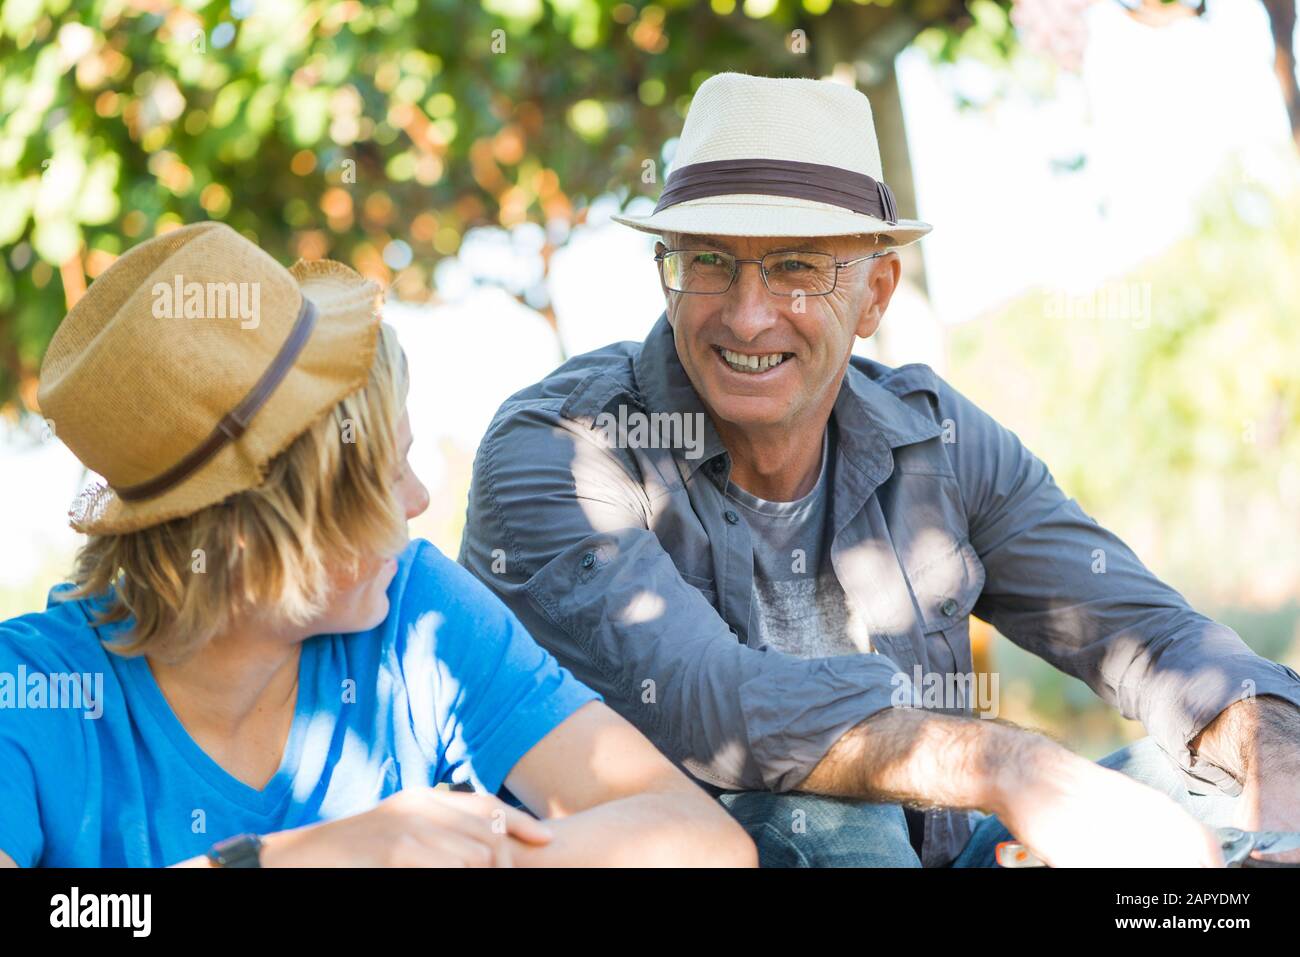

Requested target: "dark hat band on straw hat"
[
  {"left": 652, "top": 157, "right": 899, "bottom": 225},
  {"left": 114, "top": 297, "right": 319, "bottom": 503}
]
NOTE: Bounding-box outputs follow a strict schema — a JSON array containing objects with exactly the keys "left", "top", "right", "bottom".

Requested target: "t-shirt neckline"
[
  {"left": 113, "top": 631, "right": 320, "bottom": 817},
  {"left": 726, "top": 426, "right": 832, "bottom": 517}
]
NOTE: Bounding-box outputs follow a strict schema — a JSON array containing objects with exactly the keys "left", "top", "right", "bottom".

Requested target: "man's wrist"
[{"left": 979, "top": 724, "right": 1084, "bottom": 819}]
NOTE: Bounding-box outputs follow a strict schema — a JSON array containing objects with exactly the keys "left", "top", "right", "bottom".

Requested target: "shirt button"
[
  {"left": 940, "top": 598, "right": 959, "bottom": 617},
  {"left": 724, "top": 510, "right": 739, "bottom": 525},
  {"left": 580, "top": 551, "right": 596, "bottom": 569}
]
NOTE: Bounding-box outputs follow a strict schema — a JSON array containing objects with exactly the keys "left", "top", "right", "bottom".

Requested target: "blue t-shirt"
[{"left": 0, "top": 539, "right": 600, "bottom": 867}]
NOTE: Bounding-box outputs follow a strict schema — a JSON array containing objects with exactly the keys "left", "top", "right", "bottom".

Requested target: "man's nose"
[{"left": 721, "top": 261, "right": 779, "bottom": 343}]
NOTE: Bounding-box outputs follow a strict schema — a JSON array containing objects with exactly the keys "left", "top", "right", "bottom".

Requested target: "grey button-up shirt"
[{"left": 458, "top": 313, "right": 1300, "bottom": 866}]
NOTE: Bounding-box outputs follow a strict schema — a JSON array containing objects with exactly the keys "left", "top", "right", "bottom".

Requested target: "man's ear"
[{"left": 854, "top": 251, "right": 901, "bottom": 339}]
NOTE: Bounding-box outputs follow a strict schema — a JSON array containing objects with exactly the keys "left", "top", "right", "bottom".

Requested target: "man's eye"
[
  {"left": 769, "top": 257, "right": 815, "bottom": 273},
  {"left": 693, "top": 252, "right": 727, "bottom": 267}
]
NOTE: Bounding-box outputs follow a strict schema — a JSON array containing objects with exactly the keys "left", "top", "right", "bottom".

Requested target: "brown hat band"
[
  {"left": 114, "top": 297, "right": 320, "bottom": 503},
  {"left": 652, "top": 158, "right": 899, "bottom": 225}
]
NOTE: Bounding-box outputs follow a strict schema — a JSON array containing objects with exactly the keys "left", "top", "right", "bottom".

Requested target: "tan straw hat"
[
  {"left": 612, "top": 72, "right": 931, "bottom": 247},
  {"left": 38, "top": 221, "right": 383, "bottom": 535}
]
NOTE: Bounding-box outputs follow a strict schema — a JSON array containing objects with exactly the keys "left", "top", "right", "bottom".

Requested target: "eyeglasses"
[{"left": 654, "top": 246, "right": 886, "bottom": 297}]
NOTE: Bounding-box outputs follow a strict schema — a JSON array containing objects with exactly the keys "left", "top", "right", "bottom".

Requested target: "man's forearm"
[
  {"left": 797, "top": 706, "right": 1066, "bottom": 815},
  {"left": 1190, "top": 694, "right": 1300, "bottom": 787}
]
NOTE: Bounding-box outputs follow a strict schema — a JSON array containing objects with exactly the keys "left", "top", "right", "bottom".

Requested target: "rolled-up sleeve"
[
  {"left": 938, "top": 378, "right": 1300, "bottom": 795},
  {"left": 459, "top": 402, "right": 915, "bottom": 792}
]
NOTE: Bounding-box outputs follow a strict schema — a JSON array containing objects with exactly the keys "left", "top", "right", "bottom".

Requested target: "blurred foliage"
[
  {"left": 950, "top": 164, "right": 1300, "bottom": 608},
  {"left": 951, "top": 163, "right": 1300, "bottom": 754},
  {"left": 0, "top": 0, "right": 1025, "bottom": 414}
]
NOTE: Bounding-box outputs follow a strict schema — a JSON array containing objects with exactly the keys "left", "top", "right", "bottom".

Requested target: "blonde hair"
[{"left": 64, "top": 321, "right": 410, "bottom": 662}]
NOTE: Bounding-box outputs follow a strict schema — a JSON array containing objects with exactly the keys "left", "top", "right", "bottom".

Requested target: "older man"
[{"left": 459, "top": 72, "right": 1300, "bottom": 867}]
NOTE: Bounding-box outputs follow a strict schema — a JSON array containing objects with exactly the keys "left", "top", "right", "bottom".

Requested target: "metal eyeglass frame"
[{"left": 653, "top": 245, "right": 887, "bottom": 297}]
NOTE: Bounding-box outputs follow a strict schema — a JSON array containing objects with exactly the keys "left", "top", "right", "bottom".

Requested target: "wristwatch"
[{"left": 206, "top": 833, "right": 264, "bottom": 868}]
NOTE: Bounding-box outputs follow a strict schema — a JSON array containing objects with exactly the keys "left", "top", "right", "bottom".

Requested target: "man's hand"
[
  {"left": 992, "top": 743, "right": 1225, "bottom": 868},
  {"left": 1192, "top": 695, "right": 1300, "bottom": 863}
]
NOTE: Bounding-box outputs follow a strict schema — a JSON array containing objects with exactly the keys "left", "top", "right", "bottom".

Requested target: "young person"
[{"left": 0, "top": 222, "right": 755, "bottom": 868}]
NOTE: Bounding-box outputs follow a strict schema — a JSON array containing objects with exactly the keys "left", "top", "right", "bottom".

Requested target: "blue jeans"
[{"left": 718, "top": 736, "right": 1241, "bottom": 867}]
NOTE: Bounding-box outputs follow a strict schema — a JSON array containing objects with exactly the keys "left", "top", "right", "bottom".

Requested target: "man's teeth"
[{"left": 721, "top": 348, "right": 789, "bottom": 373}]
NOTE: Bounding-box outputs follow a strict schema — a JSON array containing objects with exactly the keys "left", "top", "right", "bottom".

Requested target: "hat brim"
[
  {"left": 68, "top": 260, "right": 383, "bottom": 536},
  {"left": 612, "top": 193, "right": 931, "bottom": 248}
]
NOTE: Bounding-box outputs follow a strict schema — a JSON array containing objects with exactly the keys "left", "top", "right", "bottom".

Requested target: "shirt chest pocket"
[{"left": 904, "top": 536, "right": 985, "bottom": 692}]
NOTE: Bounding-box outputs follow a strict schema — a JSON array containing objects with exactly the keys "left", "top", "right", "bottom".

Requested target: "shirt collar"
[{"left": 632, "top": 311, "right": 943, "bottom": 481}]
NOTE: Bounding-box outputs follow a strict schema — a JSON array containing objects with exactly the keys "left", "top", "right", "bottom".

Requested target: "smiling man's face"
[{"left": 658, "top": 232, "right": 900, "bottom": 435}]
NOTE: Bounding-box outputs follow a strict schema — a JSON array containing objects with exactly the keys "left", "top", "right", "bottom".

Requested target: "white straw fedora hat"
[
  {"left": 612, "top": 72, "right": 930, "bottom": 247},
  {"left": 38, "top": 221, "right": 383, "bottom": 535}
]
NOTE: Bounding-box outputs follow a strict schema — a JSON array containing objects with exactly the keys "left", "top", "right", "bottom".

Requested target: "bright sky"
[
  {"left": 2, "top": 0, "right": 1296, "bottom": 589},
  {"left": 904, "top": 0, "right": 1295, "bottom": 321}
]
